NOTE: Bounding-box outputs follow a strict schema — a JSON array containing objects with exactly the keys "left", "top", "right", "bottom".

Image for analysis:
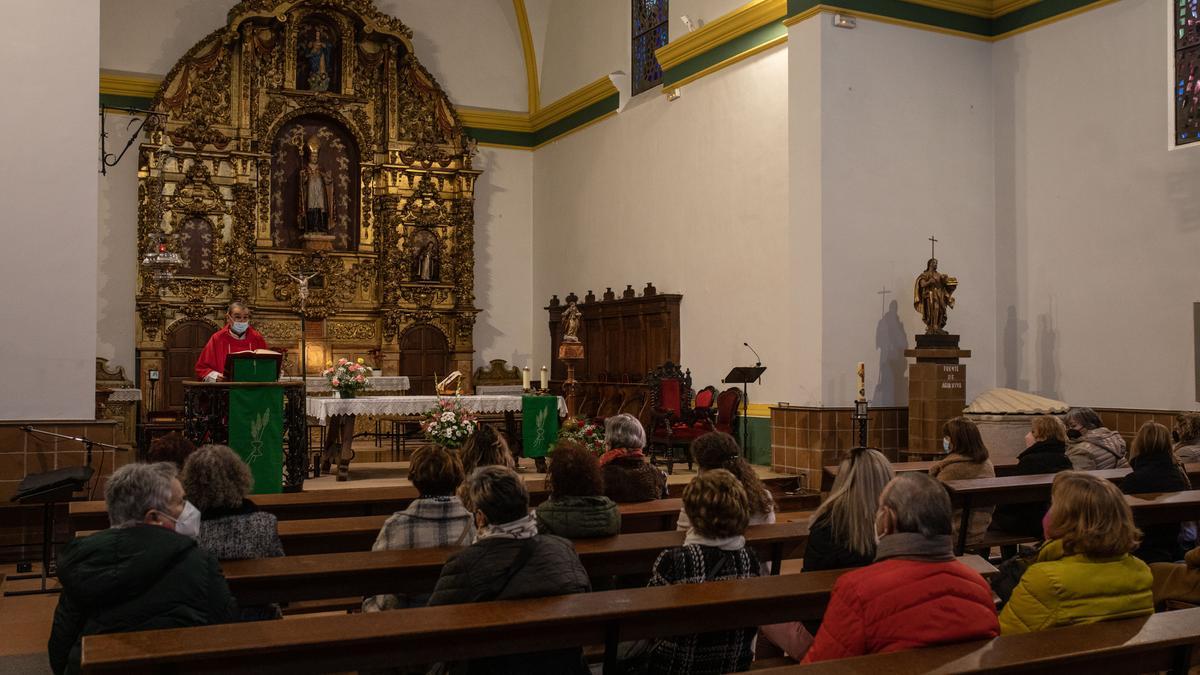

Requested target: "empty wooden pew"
[
  {"left": 756, "top": 606, "right": 1200, "bottom": 674},
  {"left": 68, "top": 476, "right": 815, "bottom": 533},
  {"left": 80, "top": 555, "right": 995, "bottom": 675},
  {"left": 220, "top": 521, "right": 812, "bottom": 606}
]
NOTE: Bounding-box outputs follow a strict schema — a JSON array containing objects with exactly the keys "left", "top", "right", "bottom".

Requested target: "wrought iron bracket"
[{"left": 99, "top": 105, "right": 167, "bottom": 175}]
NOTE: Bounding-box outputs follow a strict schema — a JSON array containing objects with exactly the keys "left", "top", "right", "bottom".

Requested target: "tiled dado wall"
[
  {"left": 771, "top": 405, "right": 1194, "bottom": 491},
  {"left": 770, "top": 406, "right": 908, "bottom": 490},
  {"left": 0, "top": 420, "right": 128, "bottom": 501}
]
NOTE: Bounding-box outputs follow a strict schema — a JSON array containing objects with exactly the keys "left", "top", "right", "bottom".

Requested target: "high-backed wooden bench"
[
  {"left": 68, "top": 476, "right": 814, "bottom": 533},
  {"left": 80, "top": 555, "right": 995, "bottom": 675},
  {"left": 755, "top": 606, "right": 1200, "bottom": 674},
  {"left": 220, "top": 521, "right": 812, "bottom": 606}
]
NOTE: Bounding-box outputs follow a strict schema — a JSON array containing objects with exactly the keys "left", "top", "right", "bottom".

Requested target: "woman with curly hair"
[
  {"left": 677, "top": 432, "right": 774, "bottom": 531},
  {"left": 636, "top": 469, "right": 759, "bottom": 674},
  {"left": 181, "top": 444, "right": 283, "bottom": 620},
  {"left": 535, "top": 440, "right": 620, "bottom": 538},
  {"left": 1174, "top": 412, "right": 1200, "bottom": 463}
]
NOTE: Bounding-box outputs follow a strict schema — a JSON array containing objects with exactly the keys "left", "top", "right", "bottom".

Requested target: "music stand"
[{"left": 723, "top": 366, "right": 766, "bottom": 457}]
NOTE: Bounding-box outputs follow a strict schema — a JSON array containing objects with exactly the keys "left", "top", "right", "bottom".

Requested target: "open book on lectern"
[{"left": 224, "top": 349, "right": 282, "bottom": 382}]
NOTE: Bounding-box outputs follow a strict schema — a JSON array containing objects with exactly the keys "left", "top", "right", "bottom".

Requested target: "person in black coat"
[
  {"left": 801, "top": 448, "right": 894, "bottom": 572},
  {"left": 1121, "top": 422, "right": 1192, "bottom": 563},
  {"left": 428, "top": 465, "right": 590, "bottom": 674},
  {"left": 991, "top": 416, "right": 1073, "bottom": 537}
]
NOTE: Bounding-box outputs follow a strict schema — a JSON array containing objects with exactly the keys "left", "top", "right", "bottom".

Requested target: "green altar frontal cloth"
[{"left": 521, "top": 395, "right": 559, "bottom": 459}]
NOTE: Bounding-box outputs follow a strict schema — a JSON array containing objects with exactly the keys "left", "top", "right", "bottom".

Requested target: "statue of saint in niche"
[
  {"left": 299, "top": 24, "right": 335, "bottom": 92},
  {"left": 913, "top": 257, "right": 958, "bottom": 335},
  {"left": 410, "top": 233, "right": 440, "bottom": 282},
  {"left": 299, "top": 136, "right": 335, "bottom": 233}
]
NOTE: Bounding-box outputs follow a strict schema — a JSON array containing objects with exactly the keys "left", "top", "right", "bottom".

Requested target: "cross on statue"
[{"left": 929, "top": 235, "right": 938, "bottom": 258}]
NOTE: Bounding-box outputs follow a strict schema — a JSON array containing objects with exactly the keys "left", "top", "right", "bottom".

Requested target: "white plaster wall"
[
  {"left": 0, "top": 1, "right": 99, "bottom": 420},
  {"left": 995, "top": 0, "right": 1200, "bottom": 410},
  {"left": 472, "top": 147, "right": 535, "bottom": 372},
  {"left": 100, "top": 0, "right": 527, "bottom": 111},
  {"left": 819, "top": 17, "right": 996, "bottom": 407},
  {"left": 97, "top": 114, "right": 139, "bottom": 378},
  {"left": 669, "top": 0, "right": 753, "bottom": 41},
  {"left": 532, "top": 47, "right": 791, "bottom": 401},
  {"left": 540, "top": 0, "right": 628, "bottom": 103},
  {"left": 787, "top": 17, "right": 824, "bottom": 405}
]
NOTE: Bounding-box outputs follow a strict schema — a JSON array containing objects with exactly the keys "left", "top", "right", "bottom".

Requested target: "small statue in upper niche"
[
  {"left": 301, "top": 25, "right": 334, "bottom": 92},
  {"left": 415, "top": 241, "right": 439, "bottom": 282},
  {"left": 561, "top": 301, "right": 582, "bottom": 343},
  {"left": 913, "top": 255, "right": 958, "bottom": 335},
  {"left": 299, "top": 136, "right": 334, "bottom": 233}
]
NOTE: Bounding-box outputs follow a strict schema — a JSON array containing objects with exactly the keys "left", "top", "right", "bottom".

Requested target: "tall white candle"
[
  {"left": 522, "top": 367, "right": 531, "bottom": 391},
  {"left": 540, "top": 365, "right": 548, "bottom": 390}
]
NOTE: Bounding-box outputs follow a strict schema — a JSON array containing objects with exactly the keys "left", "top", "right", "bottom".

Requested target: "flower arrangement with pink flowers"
[
  {"left": 322, "top": 357, "right": 373, "bottom": 398},
  {"left": 420, "top": 397, "right": 478, "bottom": 449},
  {"left": 557, "top": 416, "right": 606, "bottom": 455}
]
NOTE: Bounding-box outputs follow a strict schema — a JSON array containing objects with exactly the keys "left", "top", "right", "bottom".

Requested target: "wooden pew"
[
  {"left": 220, "top": 521, "right": 811, "bottom": 606},
  {"left": 80, "top": 555, "right": 996, "bottom": 675},
  {"left": 73, "top": 498, "right": 706, "bottom": 555},
  {"left": 755, "top": 607, "right": 1200, "bottom": 674},
  {"left": 68, "top": 476, "right": 814, "bottom": 533},
  {"left": 946, "top": 473, "right": 1200, "bottom": 554},
  {"left": 822, "top": 459, "right": 1019, "bottom": 491}
]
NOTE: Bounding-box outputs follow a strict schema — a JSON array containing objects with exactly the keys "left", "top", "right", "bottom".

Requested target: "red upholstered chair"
[
  {"left": 713, "top": 387, "right": 743, "bottom": 437},
  {"left": 692, "top": 386, "right": 718, "bottom": 424},
  {"left": 645, "top": 362, "right": 712, "bottom": 473}
]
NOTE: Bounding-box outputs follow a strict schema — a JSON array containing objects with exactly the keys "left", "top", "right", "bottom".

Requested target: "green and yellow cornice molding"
[
  {"left": 783, "top": 0, "right": 1120, "bottom": 39},
  {"left": 656, "top": 0, "right": 789, "bottom": 88}
]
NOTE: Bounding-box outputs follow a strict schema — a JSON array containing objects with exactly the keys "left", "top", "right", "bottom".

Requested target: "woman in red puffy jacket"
[{"left": 803, "top": 473, "right": 999, "bottom": 662}]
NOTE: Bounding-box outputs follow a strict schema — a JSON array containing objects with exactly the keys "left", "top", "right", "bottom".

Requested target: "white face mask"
[
  {"left": 162, "top": 500, "right": 201, "bottom": 538},
  {"left": 231, "top": 321, "right": 250, "bottom": 335},
  {"left": 943, "top": 437, "right": 951, "bottom": 452}
]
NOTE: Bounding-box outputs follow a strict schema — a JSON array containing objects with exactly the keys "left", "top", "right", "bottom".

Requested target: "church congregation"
[{"left": 5, "top": 0, "right": 1200, "bottom": 673}]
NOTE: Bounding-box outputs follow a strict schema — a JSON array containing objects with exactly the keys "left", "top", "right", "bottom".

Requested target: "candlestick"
[
  {"left": 539, "top": 365, "right": 548, "bottom": 390},
  {"left": 856, "top": 362, "right": 865, "bottom": 402},
  {"left": 522, "top": 367, "right": 531, "bottom": 391}
]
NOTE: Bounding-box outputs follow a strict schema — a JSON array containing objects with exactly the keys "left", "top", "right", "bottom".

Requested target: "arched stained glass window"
[
  {"left": 633, "top": 0, "right": 669, "bottom": 95},
  {"left": 1176, "top": 0, "right": 1200, "bottom": 144}
]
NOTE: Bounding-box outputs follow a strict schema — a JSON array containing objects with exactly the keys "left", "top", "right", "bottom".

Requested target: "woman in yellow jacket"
[{"left": 1000, "top": 471, "right": 1154, "bottom": 633}]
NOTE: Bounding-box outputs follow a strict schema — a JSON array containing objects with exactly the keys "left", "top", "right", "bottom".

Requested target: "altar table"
[{"left": 309, "top": 395, "right": 567, "bottom": 481}]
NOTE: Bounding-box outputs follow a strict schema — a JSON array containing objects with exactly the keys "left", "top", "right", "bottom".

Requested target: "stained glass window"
[
  {"left": 1176, "top": 0, "right": 1200, "bottom": 144},
  {"left": 633, "top": 0, "right": 669, "bottom": 95}
]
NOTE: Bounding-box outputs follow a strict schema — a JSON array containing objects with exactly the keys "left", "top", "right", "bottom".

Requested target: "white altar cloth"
[{"left": 281, "top": 376, "right": 410, "bottom": 393}]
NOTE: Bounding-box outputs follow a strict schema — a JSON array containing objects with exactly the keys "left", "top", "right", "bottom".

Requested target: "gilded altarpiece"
[{"left": 136, "top": 0, "right": 481, "bottom": 410}]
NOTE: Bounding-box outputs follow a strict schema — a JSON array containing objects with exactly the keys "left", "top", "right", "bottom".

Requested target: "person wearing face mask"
[
  {"left": 427, "top": 465, "right": 591, "bottom": 674},
  {"left": 194, "top": 301, "right": 269, "bottom": 382},
  {"left": 48, "top": 462, "right": 236, "bottom": 675},
  {"left": 801, "top": 473, "right": 999, "bottom": 663},
  {"left": 929, "top": 416, "right": 995, "bottom": 549},
  {"left": 991, "top": 416, "right": 1072, "bottom": 537},
  {"left": 1063, "top": 406, "right": 1129, "bottom": 470}
]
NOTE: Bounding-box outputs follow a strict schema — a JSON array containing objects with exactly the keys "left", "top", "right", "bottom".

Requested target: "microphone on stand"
[{"left": 743, "top": 342, "right": 762, "bottom": 367}]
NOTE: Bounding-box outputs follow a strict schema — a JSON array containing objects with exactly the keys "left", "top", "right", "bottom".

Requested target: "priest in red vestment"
[{"left": 194, "top": 302, "right": 269, "bottom": 381}]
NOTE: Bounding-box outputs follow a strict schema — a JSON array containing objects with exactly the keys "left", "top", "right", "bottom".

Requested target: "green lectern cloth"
[
  {"left": 521, "top": 395, "right": 559, "bottom": 459},
  {"left": 228, "top": 358, "right": 284, "bottom": 494}
]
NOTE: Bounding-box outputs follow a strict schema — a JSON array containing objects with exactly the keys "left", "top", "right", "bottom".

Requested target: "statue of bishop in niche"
[{"left": 299, "top": 136, "right": 334, "bottom": 234}]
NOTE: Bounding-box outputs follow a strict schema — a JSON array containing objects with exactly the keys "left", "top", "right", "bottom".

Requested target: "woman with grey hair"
[
  {"left": 428, "top": 465, "right": 590, "bottom": 673},
  {"left": 182, "top": 445, "right": 283, "bottom": 621},
  {"left": 49, "top": 463, "right": 235, "bottom": 674},
  {"left": 599, "top": 413, "right": 667, "bottom": 503},
  {"left": 1064, "top": 406, "right": 1129, "bottom": 470}
]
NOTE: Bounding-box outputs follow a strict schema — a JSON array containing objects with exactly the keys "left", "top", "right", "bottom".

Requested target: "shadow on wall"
[
  {"left": 471, "top": 150, "right": 503, "bottom": 368},
  {"left": 1037, "top": 305, "right": 1059, "bottom": 400},
  {"left": 873, "top": 299, "right": 908, "bottom": 405},
  {"left": 1001, "top": 305, "right": 1028, "bottom": 390}
]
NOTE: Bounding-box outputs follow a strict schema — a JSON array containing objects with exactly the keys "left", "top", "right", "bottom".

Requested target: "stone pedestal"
[
  {"left": 301, "top": 233, "right": 335, "bottom": 251},
  {"left": 905, "top": 334, "right": 971, "bottom": 457}
]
